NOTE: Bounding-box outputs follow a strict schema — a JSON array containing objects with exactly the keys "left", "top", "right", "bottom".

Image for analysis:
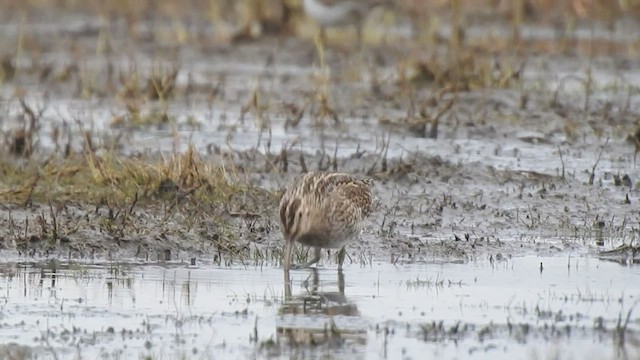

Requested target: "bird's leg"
[
  {"left": 299, "top": 246, "right": 322, "bottom": 268},
  {"left": 284, "top": 237, "right": 294, "bottom": 271},
  {"left": 283, "top": 269, "right": 292, "bottom": 299},
  {"left": 311, "top": 267, "right": 320, "bottom": 291},
  {"left": 337, "top": 246, "right": 346, "bottom": 270}
]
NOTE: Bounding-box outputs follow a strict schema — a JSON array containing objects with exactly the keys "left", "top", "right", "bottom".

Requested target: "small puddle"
[{"left": 0, "top": 255, "right": 638, "bottom": 359}]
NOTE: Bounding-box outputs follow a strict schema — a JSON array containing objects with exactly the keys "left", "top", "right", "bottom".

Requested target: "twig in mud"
[
  {"left": 10, "top": 98, "right": 46, "bottom": 157},
  {"left": 352, "top": 143, "right": 365, "bottom": 159},
  {"left": 379, "top": 196, "right": 401, "bottom": 237},
  {"left": 366, "top": 156, "right": 378, "bottom": 176},
  {"left": 589, "top": 137, "right": 610, "bottom": 185},
  {"left": 332, "top": 140, "right": 338, "bottom": 172},
  {"left": 74, "top": 117, "right": 95, "bottom": 154},
  {"left": 279, "top": 146, "right": 288, "bottom": 173},
  {"left": 265, "top": 125, "right": 273, "bottom": 155},
  {"left": 228, "top": 211, "right": 260, "bottom": 219},
  {"left": 381, "top": 132, "right": 391, "bottom": 173},
  {"left": 19, "top": 97, "right": 47, "bottom": 128},
  {"left": 61, "top": 121, "right": 72, "bottom": 158},
  {"left": 519, "top": 92, "right": 529, "bottom": 110},
  {"left": 21, "top": 215, "right": 28, "bottom": 245},
  {"left": 22, "top": 155, "right": 53, "bottom": 208},
  {"left": 48, "top": 201, "right": 58, "bottom": 241},
  {"left": 261, "top": 150, "right": 279, "bottom": 173},
  {"left": 620, "top": 89, "right": 631, "bottom": 120},
  {"left": 367, "top": 133, "right": 389, "bottom": 175},
  {"left": 284, "top": 102, "right": 304, "bottom": 130},
  {"left": 429, "top": 98, "right": 455, "bottom": 139},
  {"left": 557, "top": 145, "right": 565, "bottom": 181},
  {"left": 299, "top": 151, "right": 308, "bottom": 173},
  {"left": 128, "top": 192, "right": 139, "bottom": 216},
  {"left": 316, "top": 127, "right": 331, "bottom": 171},
  {"left": 317, "top": 149, "right": 331, "bottom": 171},
  {"left": 22, "top": 172, "right": 41, "bottom": 208},
  {"left": 161, "top": 200, "right": 179, "bottom": 222},
  {"left": 583, "top": 66, "right": 593, "bottom": 113}
]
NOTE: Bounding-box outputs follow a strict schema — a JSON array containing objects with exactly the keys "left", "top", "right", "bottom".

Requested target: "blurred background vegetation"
[{"left": 2, "top": 0, "right": 639, "bottom": 46}]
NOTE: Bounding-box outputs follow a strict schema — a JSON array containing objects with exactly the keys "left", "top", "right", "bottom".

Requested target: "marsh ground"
[{"left": 0, "top": 0, "right": 639, "bottom": 359}]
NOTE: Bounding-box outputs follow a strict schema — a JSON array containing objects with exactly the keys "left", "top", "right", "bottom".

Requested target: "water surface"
[{"left": 0, "top": 255, "right": 638, "bottom": 359}]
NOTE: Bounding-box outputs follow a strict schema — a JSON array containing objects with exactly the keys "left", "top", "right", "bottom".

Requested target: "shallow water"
[{"left": 0, "top": 255, "right": 638, "bottom": 360}]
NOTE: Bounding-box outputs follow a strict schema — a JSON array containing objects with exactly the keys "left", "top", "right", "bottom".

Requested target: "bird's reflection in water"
[
  {"left": 281, "top": 269, "right": 358, "bottom": 316},
  {"left": 277, "top": 269, "right": 364, "bottom": 347}
]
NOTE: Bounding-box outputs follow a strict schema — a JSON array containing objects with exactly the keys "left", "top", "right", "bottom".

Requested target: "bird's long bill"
[{"left": 284, "top": 237, "right": 293, "bottom": 272}]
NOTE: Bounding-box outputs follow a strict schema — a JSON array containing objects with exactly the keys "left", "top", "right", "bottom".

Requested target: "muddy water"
[{"left": 0, "top": 255, "right": 638, "bottom": 360}]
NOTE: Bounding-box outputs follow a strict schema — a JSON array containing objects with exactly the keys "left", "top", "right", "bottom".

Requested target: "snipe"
[{"left": 279, "top": 171, "right": 374, "bottom": 271}]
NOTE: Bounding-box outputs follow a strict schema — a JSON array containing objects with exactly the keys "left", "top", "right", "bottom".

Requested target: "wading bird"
[
  {"left": 279, "top": 171, "right": 374, "bottom": 272},
  {"left": 301, "top": 0, "right": 392, "bottom": 43}
]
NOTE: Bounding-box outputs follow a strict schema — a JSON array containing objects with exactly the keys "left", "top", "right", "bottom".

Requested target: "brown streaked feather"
[
  {"left": 279, "top": 195, "right": 288, "bottom": 234},
  {"left": 278, "top": 171, "right": 374, "bottom": 246},
  {"left": 334, "top": 181, "right": 373, "bottom": 218},
  {"left": 280, "top": 197, "right": 298, "bottom": 237}
]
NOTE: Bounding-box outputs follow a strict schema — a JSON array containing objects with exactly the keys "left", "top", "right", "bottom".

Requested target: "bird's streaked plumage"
[{"left": 279, "top": 171, "right": 374, "bottom": 271}]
